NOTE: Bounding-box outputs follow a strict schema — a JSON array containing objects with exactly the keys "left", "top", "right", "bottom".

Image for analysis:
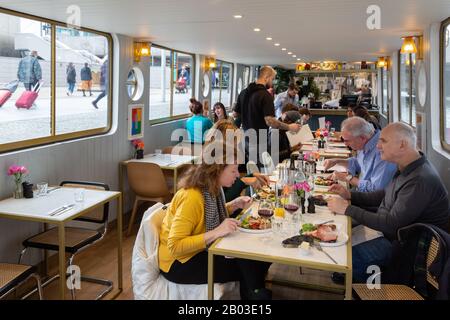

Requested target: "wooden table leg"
[
  {"left": 344, "top": 270, "right": 352, "bottom": 300},
  {"left": 118, "top": 162, "right": 125, "bottom": 232},
  {"left": 58, "top": 223, "right": 66, "bottom": 300},
  {"left": 208, "top": 251, "right": 214, "bottom": 300},
  {"left": 117, "top": 194, "right": 123, "bottom": 291},
  {"left": 173, "top": 168, "right": 178, "bottom": 195}
]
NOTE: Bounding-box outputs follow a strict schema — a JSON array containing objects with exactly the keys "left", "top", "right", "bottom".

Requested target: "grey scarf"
[{"left": 201, "top": 187, "right": 228, "bottom": 233}]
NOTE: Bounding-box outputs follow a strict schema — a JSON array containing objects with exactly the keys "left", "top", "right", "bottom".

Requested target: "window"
[
  {"left": 399, "top": 51, "right": 417, "bottom": 126},
  {"left": 0, "top": 8, "right": 112, "bottom": 153},
  {"left": 211, "top": 60, "right": 233, "bottom": 108},
  {"left": 381, "top": 66, "right": 389, "bottom": 116},
  {"left": 149, "top": 45, "right": 194, "bottom": 122},
  {"left": 441, "top": 18, "right": 450, "bottom": 149}
]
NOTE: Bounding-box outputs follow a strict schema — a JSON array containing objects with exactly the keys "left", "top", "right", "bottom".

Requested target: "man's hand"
[
  {"left": 327, "top": 197, "right": 349, "bottom": 215},
  {"left": 328, "top": 184, "right": 351, "bottom": 200},
  {"left": 331, "top": 172, "right": 348, "bottom": 182},
  {"left": 288, "top": 123, "right": 301, "bottom": 133},
  {"left": 252, "top": 174, "right": 270, "bottom": 189},
  {"left": 291, "top": 143, "right": 302, "bottom": 152},
  {"left": 323, "top": 159, "right": 338, "bottom": 171}
]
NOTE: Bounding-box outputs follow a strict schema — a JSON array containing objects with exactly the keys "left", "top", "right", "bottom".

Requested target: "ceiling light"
[
  {"left": 292, "top": 55, "right": 296, "bottom": 58},
  {"left": 266, "top": 37, "right": 272, "bottom": 41},
  {"left": 253, "top": 28, "right": 261, "bottom": 32},
  {"left": 287, "top": 51, "right": 292, "bottom": 54},
  {"left": 281, "top": 48, "right": 286, "bottom": 51},
  {"left": 297, "top": 58, "right": 301, "bottom": 61},
  {"left": 274, "top": 43, "right": 280, "bottom": 46},
  {"left": 233, "top": 15, "right": 243, "bottom": 19}
]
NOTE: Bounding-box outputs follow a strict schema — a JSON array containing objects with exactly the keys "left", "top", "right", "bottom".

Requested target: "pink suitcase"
[
  {"left": 15, "top": 82, "right": 41, "bottom": 109},
  {"left": 0, "top": 89, "right": 12, "bottom": 107}
]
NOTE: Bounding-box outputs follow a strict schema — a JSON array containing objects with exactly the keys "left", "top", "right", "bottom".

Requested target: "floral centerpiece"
[
  {"left": 7, "top": 165, "right": 28, "bottom": 199},
  {"left": 325, "top": 120, "right": 332, "bottom": 131},
  {"left": 131, "top": 139, "right": 145, "bottom": 159},
  {"left": 293, "top": 181, "right": 311, "bottom": 199},
  {"left": 315, "top": 128, "right": 329, "bottom": 139}
]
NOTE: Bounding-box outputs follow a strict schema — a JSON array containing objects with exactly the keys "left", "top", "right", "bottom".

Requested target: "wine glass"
[
  {"left": 258, "top": 199, "right": 274, "bottom": 218},
  {"left": 283, "top": 191, "right": 301, "bottom": 236}
]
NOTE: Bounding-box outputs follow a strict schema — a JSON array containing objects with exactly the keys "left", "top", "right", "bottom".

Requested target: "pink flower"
[
  {"left": 7, "top": 165, "right": 28, "bottom": 181},
  {"left": 325, "top": 120, "right": 332, "bottom": 126},
  {"left": 294, "top": 181, "right": 311, "bottom": 192},
  {"left": 303, "top": 152, "right": 311, "bottom": 161}
]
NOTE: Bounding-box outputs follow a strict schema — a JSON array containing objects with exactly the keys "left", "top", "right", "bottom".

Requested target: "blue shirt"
[
  {"left": 274, "top": 91, "right": 299, "bottom": 118},
  {"left": 185, "top": 115, "right": 213, "bottom": 143},
  {"left": 347, "top": 130, "right": 397, "bottom": 192}
]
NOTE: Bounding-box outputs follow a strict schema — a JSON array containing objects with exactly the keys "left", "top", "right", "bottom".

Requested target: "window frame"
[
  {"left": 380, "top": 65, "right": 389, "bottom": 119},
  {"left": 0, "top": 7, "right": 113, "bottom": 154},
  {"left": 148, "top": 44, "right": 195, "bottom": 125},
  {"left": 440, "top": 17, "right": 450, "bottom": 151},
  {"left": 212, "top": 59, "right": 234, "bottom": 108},
  {"left": 398, "top": 50, "right": 416, "bottom": 127}
]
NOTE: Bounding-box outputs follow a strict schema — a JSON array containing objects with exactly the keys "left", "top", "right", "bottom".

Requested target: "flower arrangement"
[
  {"left": 7, "top": 165, "right": 28, "bottom": 198},
  {"left": 325, "top": 120, "right": 332, "bottom": 130},
  {"left": 315, "top": 128, "right": 329, "bottom": 139},
  {"left": 293, "top": 181, "right": 311, "bottom": 198},
  {"left": 131, "top": 139, "right": 145, "bottom": 159}
]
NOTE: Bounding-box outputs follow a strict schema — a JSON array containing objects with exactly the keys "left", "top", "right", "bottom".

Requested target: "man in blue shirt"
[
  {"left": 323, "top": 117, "right": 396, "bottom": 192},
  {"left": 273, "top": 83, "right": 299, "bottom": 118}
]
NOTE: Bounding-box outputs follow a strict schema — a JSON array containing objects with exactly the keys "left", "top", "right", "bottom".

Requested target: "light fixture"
[
  {"left": 253, "top": 28, "right": 261, "bottom": 32},
  {"left": 287, "top": 51, "right": 292, "bottom": 55},
  {"left": 377, "top": 56, "right": 387, "bottom": 68},
  {"left": 134, "top": 42, "right": 151, "bottom": 62},
  {"left": 204, "top": 56, "right": 216, "bottom": 71},
  {"left": 292, "top": 55, "right": 296, "bottom": 58},
  {"left": 401, "top": 35, "right": 423, "bottom": 59},
  {"left": 233, "top": 14, "right": 243, "bottom": 19},
  {"left": 274, "top": 43, "right": 280, "bottom": 46},
  {"left": 266, "top": 37, "right": 272, "bottom": 41},
  {"left": 281, "top": 48, "right": 286, "bottom": 51},
  {"left": 297, "top": 58, "right": 301, "bottom": 61}
]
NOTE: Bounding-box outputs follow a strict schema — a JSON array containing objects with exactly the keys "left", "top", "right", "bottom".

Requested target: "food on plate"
[
  {"left": 301, "top": 223, "right": 338, "bottom": 242},
  {"left": 281, "top": 235, "right": 313, "bottom": 248},
  {"left": 315, "top": 176, "right": 335, "bottom": 186},
  {"left": 311, "top": 195, "right": 328, "bottom": 206},
  {"left": 256, "top": 186, "right": 276, "bottom": 201},
  {"left": 240, "top": 215, "right": 271, "bottom": 230}
]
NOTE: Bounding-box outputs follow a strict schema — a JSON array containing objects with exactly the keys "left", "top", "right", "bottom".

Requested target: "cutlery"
[
  {"left": 317, "top": 219, "right": 334, "bottom": 226},
  {"left": 46, "top": 186, "right": 61, "bottom": 194},
  {"left": 48, "top": 204, "right": 75, "bottom": 216},
  {"left": 313, "top": 241, "right": 338, "bottom": 264},
  {"left": 53, "top": 204, "right": 76, "bottom": 216}
]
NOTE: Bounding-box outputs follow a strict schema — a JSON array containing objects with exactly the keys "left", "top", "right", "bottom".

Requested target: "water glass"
[
  {"left": 155, "top": 149, "right": 162, "bottom": 156},
  {"left": 271, "top": 217, "right": 284, "bottom": 239},
  {"left": 74, "top": 188, "right": 85, "bottom": 202},
  {"left": 36, "top": 182, "right": 48, "bottom": 197}
]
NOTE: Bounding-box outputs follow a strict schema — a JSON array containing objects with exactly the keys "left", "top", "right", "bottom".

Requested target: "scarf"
[{"left": 202, "top": 187, "right": 228, "bottom": 233}]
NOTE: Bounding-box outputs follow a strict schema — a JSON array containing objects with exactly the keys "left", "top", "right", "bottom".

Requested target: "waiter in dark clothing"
[
  {"left": 233, "top": 66, "right": 301, "bottom": 167},
  {"left": 328, "top": 122, "right": 450, "bottom": 283}
]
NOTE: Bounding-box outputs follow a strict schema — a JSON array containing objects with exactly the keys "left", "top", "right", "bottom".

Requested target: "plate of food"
[
  {"left": 238, "top": 215, "right": 272, "bottom": 234},
  {"left": 255, "top": 186, "right": 276, "bottom": 201},
  {"left": 300, "top": 222, "right": 348, "bottom": 247},
  {"left": 314, "top": 176, "right": 335, "bottom": 187}
]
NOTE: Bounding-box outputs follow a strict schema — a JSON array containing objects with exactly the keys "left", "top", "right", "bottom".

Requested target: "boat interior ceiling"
[{"left": 1, "top": 0, "right": 450, "bottom": 304}]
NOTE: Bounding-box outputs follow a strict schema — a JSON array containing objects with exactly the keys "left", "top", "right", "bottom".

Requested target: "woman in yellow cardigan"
[{"left": 159, "top": 142, "right": 271, "bottom": 300}]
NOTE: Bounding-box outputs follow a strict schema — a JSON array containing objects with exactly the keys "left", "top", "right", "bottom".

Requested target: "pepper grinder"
[
  {"left": 22, "top": 181, "right": 34, "bottom": 199},
  {"left": 307, "top": 195, "right": 316, "bottom": 213}
]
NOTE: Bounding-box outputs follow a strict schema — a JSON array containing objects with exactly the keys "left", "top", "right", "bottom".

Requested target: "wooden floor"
[{"left": 10, "top": 211, "right": 344, "bottom": 300}]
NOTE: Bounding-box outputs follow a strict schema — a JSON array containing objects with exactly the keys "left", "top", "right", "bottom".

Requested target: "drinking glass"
[
  {"left": 258, "top": 199, "right": 274, "bottom": 218},
  {"left": 36, "top": 182, "right": 48, "bottom": 197},
  {"left": 74, "top": 188, "right": 85, "bottom": 202},
  {"left": 155, "top": 149, "right": 162, "bottom": 156}
]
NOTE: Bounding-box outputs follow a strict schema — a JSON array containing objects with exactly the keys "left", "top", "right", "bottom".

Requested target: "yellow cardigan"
[{"left": 159, "top": 188, "right": 232, "bottom": 273}]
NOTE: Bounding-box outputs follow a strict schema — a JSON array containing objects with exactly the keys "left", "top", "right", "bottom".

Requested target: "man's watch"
[{"left": 345, "top": 174, "right": 353, "bottom": 182}]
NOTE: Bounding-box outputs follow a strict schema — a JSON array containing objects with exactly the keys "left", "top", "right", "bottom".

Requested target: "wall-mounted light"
[
  {"left": 377, "top": 56, "right": 387, "bottom": 68},
  {"left": 204, "top": 56, "right": 216, "bottom": 71},
  {"left": 400, "top": 35, "right": 423, "bottom": 60},
  {"left": 134, "top": 42, "right": 151, "bottom": 62}
]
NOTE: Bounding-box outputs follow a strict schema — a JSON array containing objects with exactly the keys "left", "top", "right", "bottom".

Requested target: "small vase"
[
  {"left": 135, "top": 149, "right": 144, "bottom": 159},
  {"left": 13, "top": 181, "right": 23, "bottom": 199}
]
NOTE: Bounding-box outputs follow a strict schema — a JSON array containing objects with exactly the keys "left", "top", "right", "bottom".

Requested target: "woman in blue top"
[{"left": 185, "top": 98, "right": 213, "bottom": 143}]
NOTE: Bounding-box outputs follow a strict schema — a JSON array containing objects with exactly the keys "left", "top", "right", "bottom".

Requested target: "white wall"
[{"left": 0, "top": 34, "right": 187, "bottom": 264}]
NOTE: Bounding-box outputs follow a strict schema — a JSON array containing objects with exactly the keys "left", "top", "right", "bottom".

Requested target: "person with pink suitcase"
[{"left": 0, "top": 80, "right": 19, "bottom": 107}]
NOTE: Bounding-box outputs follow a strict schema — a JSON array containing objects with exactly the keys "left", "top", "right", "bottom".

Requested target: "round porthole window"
[
  {"left": 127, "top": 67, "right": 144, "bottom": 101},
  {"left": 202, "top": 73, "right": 210, "bottom": 98}
]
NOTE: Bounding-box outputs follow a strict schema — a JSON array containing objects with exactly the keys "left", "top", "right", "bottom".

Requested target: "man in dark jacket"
[
  {"left": 66, "top": 62, "right": 77, "bottom": 96},
  {"left": 80, "top": 63, "right": 93, "bottom": 97},
  {"left": 233, "top": 66, "right": 301, "bottom": 167},
  {"left": 328, "top": 122, "right": 450, "bottom": 283}
]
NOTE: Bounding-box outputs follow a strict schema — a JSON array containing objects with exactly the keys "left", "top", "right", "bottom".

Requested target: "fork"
[
  {"left": 313, "top": 241, "right": 338, "bottom": 264},
  {"left": 49, "top": 204, "right": 75, "bottom": 216}
]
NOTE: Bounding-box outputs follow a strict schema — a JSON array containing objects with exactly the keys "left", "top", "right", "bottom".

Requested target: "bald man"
[
  {"left": 234, "top": 66, "right": 300, "bottom": 166},
  {"left": 328, "top": 122, "right": 450, "bottom": 283}
]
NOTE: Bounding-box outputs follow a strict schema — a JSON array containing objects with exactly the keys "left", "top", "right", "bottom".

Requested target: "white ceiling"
[{"left": 1, "top": 0, "right": 450, "bottom": 67}]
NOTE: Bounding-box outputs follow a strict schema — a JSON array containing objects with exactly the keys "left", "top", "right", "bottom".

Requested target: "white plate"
[
  {"left": 319, "top": 232, "right": 349, "bottom": 247},
  {"left": 237, "top": 227, "right": 272, "bottom": 234}
]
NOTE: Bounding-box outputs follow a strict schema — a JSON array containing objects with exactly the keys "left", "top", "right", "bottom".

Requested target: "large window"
[
  {"left": 399, "top": 51, "right": 417, "bottom": 126},
  {"left": 0, "top": 9, "right": 112, "bottom": 153},
  {"left": 149, "top": 45, "right": 194, "bottom": 122},
  {"left": 441, "top": 18, "right": 450, "bottom": 149},
  {"left": 211, "top": 60, "right": 233, "bottom": 108}
]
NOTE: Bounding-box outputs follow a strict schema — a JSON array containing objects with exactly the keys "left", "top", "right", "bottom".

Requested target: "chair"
[
  {"left": 19, "top": 181, "right": 112, "bottom": 300},
  {"left": 0, "top": 263, "right": 43, "bottom": 300},
  {"left": 352, "top": 224, "right": 445, "bottom": 300},
  {"left": 131, "top": 203, "right": 239, "bottom": 300},
  {"left": 261, "top": 152, "right": 275, "bottom": 175},
  {"left": 126, "top": 162, "right": 171, "bottom": 236},
  {"left": 246, "top": 161, "right": 260, "bottom": 175}
]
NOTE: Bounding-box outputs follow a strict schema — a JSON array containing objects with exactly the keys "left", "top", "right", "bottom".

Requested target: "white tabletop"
[
  {"left": 215, "top": 205, "right": 349, "bottom": 267},
  {"left": 0, "top": 187, "right": 120, "bottom": 222},
  {"left": 124, "top": 153, "right": 197, "bottom": 168}
]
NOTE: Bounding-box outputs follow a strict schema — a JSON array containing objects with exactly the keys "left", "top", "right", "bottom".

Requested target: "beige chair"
[
  {"left": 126, "top": 162, "right": 171, "bottom": 236},
  {"left": 0, "top": 263, "right": 43, "bottom": 300}
]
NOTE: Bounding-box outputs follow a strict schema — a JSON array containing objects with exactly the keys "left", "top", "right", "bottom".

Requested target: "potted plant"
[{"left": 131, "top": 139, "right": 145, "bottom": 159}]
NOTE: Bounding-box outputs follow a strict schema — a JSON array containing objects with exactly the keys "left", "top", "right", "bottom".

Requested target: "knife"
[{"left": 48, "top": 204, "right": 75, "bottom": 216}]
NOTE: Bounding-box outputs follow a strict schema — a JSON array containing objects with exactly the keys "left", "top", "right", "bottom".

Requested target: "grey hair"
[
  {"left": 387, "top": 122, "right": 417, "bottom": 148},
  {"left": 341, "top": 117, "right": 374, "bottom": 138}
]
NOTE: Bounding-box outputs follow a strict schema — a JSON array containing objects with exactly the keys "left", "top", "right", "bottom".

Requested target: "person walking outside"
[
  {"left": 17, "top": 50, "right": 42, "bottom": 91},
  {"left": 66, "top": 62, "right": 77, "bottom": 96},
  {"left": 80, "top": 63, "right": 93, "bottom": 97},
  {"left": 92, "top": 59, "right": 108, "bottom": 109}
]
